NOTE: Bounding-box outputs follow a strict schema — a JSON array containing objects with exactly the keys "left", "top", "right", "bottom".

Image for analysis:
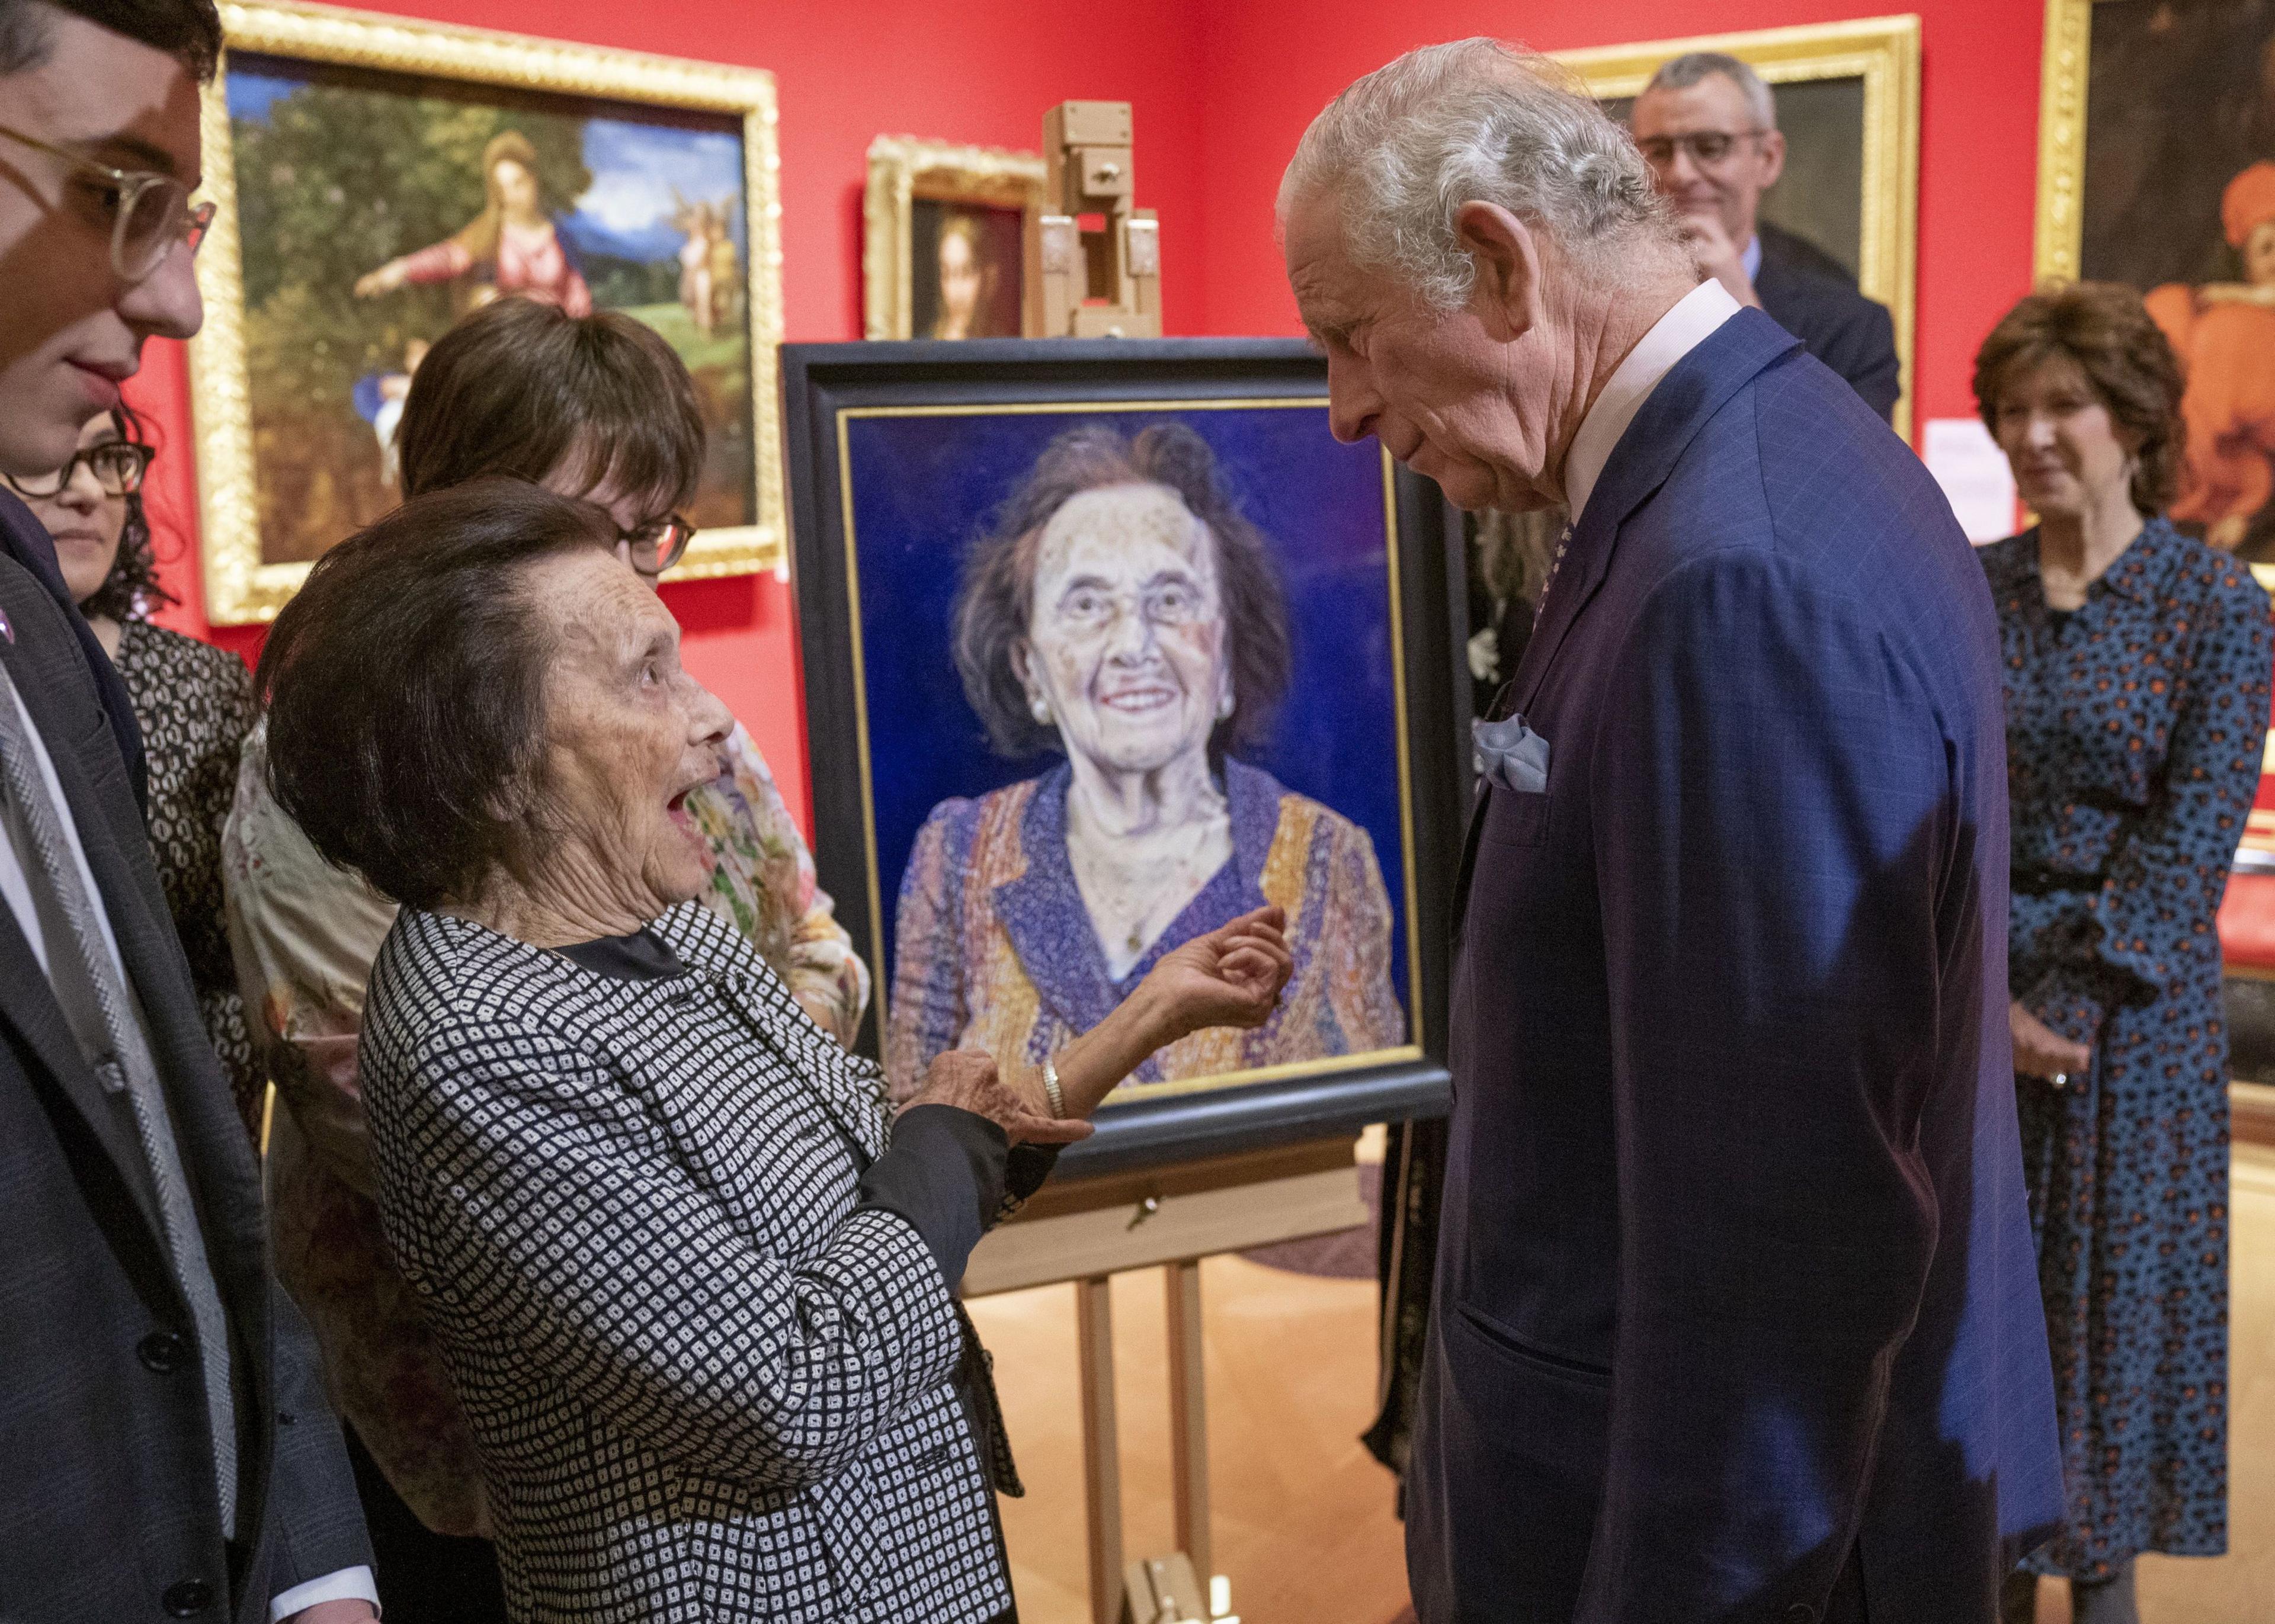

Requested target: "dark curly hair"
[
  {"left": 79, "top": 405, "right": 175, "bottom": 625},
  {"left": 950, "top": 422, "right": 1292, "bottom": 760},
  {"left": 1972, "top": 281, "right": 2189, "bottom": 516}
]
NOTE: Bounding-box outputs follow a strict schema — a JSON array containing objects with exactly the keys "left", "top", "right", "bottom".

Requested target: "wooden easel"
[{"left": 962, "top": 1137, "right": 1366, "bottom": 1624}]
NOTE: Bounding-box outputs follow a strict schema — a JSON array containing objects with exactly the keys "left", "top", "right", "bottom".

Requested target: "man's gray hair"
[
  {"left": 1281, "top": 38, "right": 1675, "bottom": 311},
  {"left": 1643, "top": 52, "right": 1778, "bottom": 132}
]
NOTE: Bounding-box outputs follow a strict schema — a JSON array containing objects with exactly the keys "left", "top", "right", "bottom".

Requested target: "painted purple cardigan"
[{"left": 886, "top": 758, "right": 1404, "bottom": 1100}]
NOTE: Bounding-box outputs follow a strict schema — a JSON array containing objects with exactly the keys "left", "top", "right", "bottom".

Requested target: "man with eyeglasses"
[
  {"left": 1632, "top": 52, "right": 1902, "bottom": 423},
  {"left": 0, "top": 4, "right": 378, "bottom": 1622}
]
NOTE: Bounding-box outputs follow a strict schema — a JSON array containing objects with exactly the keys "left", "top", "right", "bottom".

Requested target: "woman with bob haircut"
[
  {"left": 257, "top": 476, "right": 1291, "bottom": 1619},
  {"left": 223, "top": 295, "right": 866, "bottom": 1613},
  {"left": 1973, "top": 281, "right": 2273, "bottom": 1622}
]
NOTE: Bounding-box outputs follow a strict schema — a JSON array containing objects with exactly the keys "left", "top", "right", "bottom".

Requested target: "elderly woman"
[
  {"left": 7, "top": 406, "right": 261, "bottom": 1133},
  {"left": 889, "top": 421, "right": 1402, "bottom": 1098},
  {"left": 257, "top": 477, "right": 1291, "bottom": 1619},
  {"left": 1975, "top": 283, "right": 2274, "bottom": 1623},
  {"left": 223, "top": 296, "right": 864, "bottom": 1613}
]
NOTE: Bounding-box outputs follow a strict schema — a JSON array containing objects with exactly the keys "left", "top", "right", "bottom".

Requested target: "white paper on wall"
[{"left": 1920, "top": 417, "right": 2019, "bottom": 545}]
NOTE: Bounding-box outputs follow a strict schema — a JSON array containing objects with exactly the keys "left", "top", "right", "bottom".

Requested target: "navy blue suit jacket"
[
  {"left": 1753, "top": 222, "right": 1901, "bottom": 425},
  {"left": 0, "top": 482, "right": 146, "bottom": 810},
  {"left": 1407, "top": 310, "right": 2062, "bottom": 1623}
]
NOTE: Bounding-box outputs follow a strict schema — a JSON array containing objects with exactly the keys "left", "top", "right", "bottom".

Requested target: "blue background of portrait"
[{"left": 842, "top": 403, "right": 1412, "bottom": 1016}]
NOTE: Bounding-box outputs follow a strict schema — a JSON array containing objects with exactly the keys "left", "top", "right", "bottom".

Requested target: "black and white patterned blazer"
[{"left": 361, "top": 898, "right": 1012, "bottom": 1621}]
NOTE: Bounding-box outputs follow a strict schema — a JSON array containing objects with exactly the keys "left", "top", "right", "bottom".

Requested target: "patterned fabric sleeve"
[
  {"left": 706, "top": 724, "right": 869, "bottom": 1048},
  {"left": 2029, "top": 566, "right": 2274, "bottom": 1035},
  {"left": 1320, "top": 820, "right": 1408, "bottom": 1052},
  {"left": 370, "top": 1016, "right": 966, "bottom": 1490},
  {"left": 885, "top": 807, "right": 968, "bottom": 1105}
]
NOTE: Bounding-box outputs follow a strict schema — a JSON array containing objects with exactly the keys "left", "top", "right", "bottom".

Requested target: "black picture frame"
[{"left": 783, "top": 338, "right": 1464, "bottom": 1174}]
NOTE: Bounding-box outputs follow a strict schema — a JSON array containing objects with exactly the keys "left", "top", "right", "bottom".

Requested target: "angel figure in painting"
[
  {"left": 353, "top": 130, "right": 594, "bottom": 316},
  {"left": 2146, "top": 159, "right": 2275, "bottom": 553},
  {"left": 673, "top": 195, "right": 734, "bottom": 340},
  {"left": 886, "top": 422, "right": 1405, "bottom": 1100}
]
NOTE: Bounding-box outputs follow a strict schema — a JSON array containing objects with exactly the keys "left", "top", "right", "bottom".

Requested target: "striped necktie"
[{"left": 1533, "top": 524, "right": 1575, "bottom": 630}]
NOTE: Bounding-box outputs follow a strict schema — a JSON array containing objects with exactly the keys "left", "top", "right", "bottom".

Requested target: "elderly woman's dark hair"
[
  {"left": 952, "top": 422, "right": 1292, "bottom": 758},
  {"left": 79, "top": 405, "right": 174, "bottom": 625},
  {"left": 397, "top": 296, "right": 707, "bottom": 512},
  {"left": 259, "top": 479, "right": 616, "bottom": 910},
  {"left": 1973, "top": 281, "right": 2189, "bottom": 515}
]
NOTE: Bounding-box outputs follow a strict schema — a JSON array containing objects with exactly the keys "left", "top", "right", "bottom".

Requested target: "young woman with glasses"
[{"left": 5, "top": 407, "right": 262, "bottom": 1135}]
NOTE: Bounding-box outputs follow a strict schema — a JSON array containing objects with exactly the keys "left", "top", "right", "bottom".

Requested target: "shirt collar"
[
  {"left": 1741, "top": 232, "right": 1763, "bottom": 284},
  {"left": 1562, "top": 279, "right": 1743, "bottom": 525}
]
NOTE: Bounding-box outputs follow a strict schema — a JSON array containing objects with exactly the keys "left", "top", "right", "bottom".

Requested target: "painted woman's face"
[
  {"left": 1021, "top": 483, "right": 1229, "bottom": 779},
  {"left": 494, "top": 157, "right": 540, "bottom": 218},
  {"left": 938, "top": 229, "right": 983, "bottom": 332},
  {"left": 2247, "top": 221, "right": 2275, "bottom": 287}
]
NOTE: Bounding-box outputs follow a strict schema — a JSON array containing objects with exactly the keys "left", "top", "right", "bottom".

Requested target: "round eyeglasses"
[
  {"left": 0, "top": 121, "right": 217, "bottom": 284},
  {"left": 619, "top": 513, "right": 697, "bottom": 576},
  {"left": 3, "top": 441, "right": 156, "bottom": 501},
  {"left": 1635, "top": 129, "right": 1768, "bottom": 169}
]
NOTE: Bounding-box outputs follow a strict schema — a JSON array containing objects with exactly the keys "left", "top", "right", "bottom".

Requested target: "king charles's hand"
[{"left": 288, "top": 1604, "right": 379, "bottom": 1623}]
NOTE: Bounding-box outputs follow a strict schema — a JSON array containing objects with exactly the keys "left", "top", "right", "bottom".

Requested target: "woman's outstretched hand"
[
  {"left": 902, "top": 1048, "right": 1094, "bottom": 1145},
  {"left": 1142, "top": 904, "right": 1294, "bottom": 1039}
]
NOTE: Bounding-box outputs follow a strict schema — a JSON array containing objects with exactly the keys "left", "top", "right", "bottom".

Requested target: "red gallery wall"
[
  {"left": 1190, "top": 0, "right": 2046, "bottom": 434},
  {"left": 126, "top": 0, "right": 1211, "bottom": 832},
  {"left": 128, "top": 0, "right": 2049, "bottom": 831}
]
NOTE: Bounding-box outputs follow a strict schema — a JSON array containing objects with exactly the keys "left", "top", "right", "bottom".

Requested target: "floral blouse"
[{"left": 222, "top": 717, "right": 866, "bottom": 1535}]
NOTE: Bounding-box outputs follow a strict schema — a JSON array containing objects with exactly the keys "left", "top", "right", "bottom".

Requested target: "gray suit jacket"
[{"left": 0, "top": 554, "right": 371, "bottom": 1622}]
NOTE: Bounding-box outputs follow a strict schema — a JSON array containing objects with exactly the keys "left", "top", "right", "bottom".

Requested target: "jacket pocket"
[
  {"left": 1479, "top": 784, "right": 1551, "bottom": 848},
  {"left": 1455, "top": 1302, "right": 1611, "bottom": 1387}
]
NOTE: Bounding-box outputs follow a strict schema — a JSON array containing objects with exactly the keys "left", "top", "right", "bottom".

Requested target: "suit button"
[
  {"left": 162, "top": 1578, "right": 216, "bottom": 1615},
  {"left": 1785, "top": 1606, "right": 1817, "bottom": 1624},
  {"left": 139, "top": 1331, "right": 188, "bottom": 1372}
]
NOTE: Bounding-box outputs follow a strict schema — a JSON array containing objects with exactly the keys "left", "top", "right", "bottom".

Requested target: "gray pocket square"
[{"left": 1473, "top": 712, "right": 1550, "bottom": 794}]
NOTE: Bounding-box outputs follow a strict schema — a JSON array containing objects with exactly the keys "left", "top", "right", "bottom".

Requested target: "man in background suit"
[
  {"left": 1632, "top": 50, "right": 1903, "bottom": 423},
  {"left": 0, "top": 2, "right": 376, "bottom": 1617},
  {"left": 1283, "top": 39, "right": 2061, "bottom": 1622}
]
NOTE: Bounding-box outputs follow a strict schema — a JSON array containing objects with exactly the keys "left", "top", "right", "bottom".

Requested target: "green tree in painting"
[{"left": 231, "top": 79, "right": 589, "bottom": 561}]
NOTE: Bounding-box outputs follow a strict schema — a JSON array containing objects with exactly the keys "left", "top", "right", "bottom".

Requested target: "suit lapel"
[
  {"left": 0, "top": 585, "right": 275, "bottom": 1524},
  {"left": 1510, "top": 308, "right": 1804, "bottom": 720}
]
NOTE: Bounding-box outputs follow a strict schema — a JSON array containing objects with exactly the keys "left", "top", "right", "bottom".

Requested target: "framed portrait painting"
[
  {"left": 188, "top": 0, "right": 786, "bottom": 623},
  {"left": 784, "top": 339, "right": 1466, "bottom": 1171},
  {"left": 1556, "top": 14, "right": 1922, "bottom": 435},
  {"left": 862, "top": 136, "right": 1044, "bottom": 341},
  {"left": 2037, "top": 0, "right": 2275, "bottom": 559},
  {"left": 2036, "top": 3, "right": 2275, "bottom": 869}
]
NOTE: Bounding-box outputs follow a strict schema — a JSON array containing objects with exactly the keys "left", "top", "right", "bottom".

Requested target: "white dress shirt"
[
  {"left": 0, "top": 677, "right": 377, "bottom": 1622},
  {"left": 1562, "top": 279, "right": 1743, "bottom": 525}
]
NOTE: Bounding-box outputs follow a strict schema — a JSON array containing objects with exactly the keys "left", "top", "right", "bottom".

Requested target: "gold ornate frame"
[
  {"left": 189, "top": 0, "right": 786, "bottom": 624},
  {"left": 1555, "top": 14, "right": 1923, "bottom": 438},
  {"left": 2032, "top": 0, "right": 2095, "bottom": 280},
  {"left": 861, "top": 136, "right": 1044, "bottom": 341}
]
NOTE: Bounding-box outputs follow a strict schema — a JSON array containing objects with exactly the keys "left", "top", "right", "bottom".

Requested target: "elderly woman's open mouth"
[{"left": 665, "top": 779, "right": 706, "bottom": 840}]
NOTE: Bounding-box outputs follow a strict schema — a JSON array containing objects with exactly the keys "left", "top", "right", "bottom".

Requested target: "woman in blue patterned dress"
[{"left": 1974, "top": 283, "right": 2273, "bottom": 1623}]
